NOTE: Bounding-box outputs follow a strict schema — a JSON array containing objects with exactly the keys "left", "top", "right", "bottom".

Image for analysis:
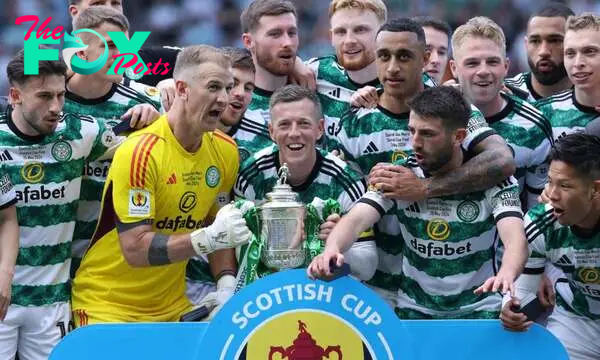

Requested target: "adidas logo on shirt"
[
  {"left": 327, "top": 88, "right": 341, "bottom": 98},
  {"left": 405, "top": 202, "right": 421, "bottom": 213},
  {"left": 166, "top": 173, "right": 177, "bottom": 185},
  {"left": 0, "top": 150, "right": 12, "bottom": 162},
  {"left": 557, "top": 131, "right": 568, "bottom": 140},
  {"left": 363, "top": 141, "right": 379, "bottom": 154},
  {"left": 556, "top": 255, "right": 574, "bottom": 271}
]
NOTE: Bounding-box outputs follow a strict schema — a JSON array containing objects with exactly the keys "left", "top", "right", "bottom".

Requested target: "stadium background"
[{"left": 0, "top": 0, "right": 598, "bottom": 95}]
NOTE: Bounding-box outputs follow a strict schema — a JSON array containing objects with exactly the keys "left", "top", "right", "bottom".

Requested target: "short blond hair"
[
  {"left": 452, "top": 16, "right": 506, "bottom": 58},
  {"left": 328, "top": 0, "right": 387, "bottom": 23},
  {"left": 173, "top": 45, "right": 231, "bottom": 80},
  {"left": 566, "top": 13, "right": 600, "bottom": 32}
]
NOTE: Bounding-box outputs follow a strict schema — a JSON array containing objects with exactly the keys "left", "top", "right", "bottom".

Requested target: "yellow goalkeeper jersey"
[{"left": 72, "top": 114, "right": 238, "bottom": 323}]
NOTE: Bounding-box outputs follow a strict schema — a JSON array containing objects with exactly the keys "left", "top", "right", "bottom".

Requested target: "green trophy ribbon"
[
  {"left": 233, "top": 200, "right": 262, "bottom": 292},
  {"left": 234, "top": 198, "right": 341, "bottom": 291},
  {"left": 304, "top": 199, "right": 341, "bottom": 266}
]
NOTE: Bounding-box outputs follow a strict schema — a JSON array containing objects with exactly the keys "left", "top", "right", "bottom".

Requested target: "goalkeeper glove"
[{"left": 190, "top": 204, "right": 252, "bottom": 255}]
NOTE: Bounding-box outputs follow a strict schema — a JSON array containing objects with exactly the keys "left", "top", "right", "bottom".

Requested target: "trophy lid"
[{"left": 264, "top": 163, "right": 301, "bottom": 205}]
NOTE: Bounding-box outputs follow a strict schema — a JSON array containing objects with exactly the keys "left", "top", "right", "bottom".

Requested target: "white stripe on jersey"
[
  {"left": 14, "top": 262, "right": 70, "bottom": 287},
  {"left": 402, "top": 258, "right": 494, "bottom": 296},
  {"left": 19, "top": 223, "right": 75, "bottom": 248}
]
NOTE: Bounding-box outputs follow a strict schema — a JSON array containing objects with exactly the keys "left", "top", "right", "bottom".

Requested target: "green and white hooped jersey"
[
  {"left": 306, "top": 55, "right": 436, "bottom": 153},
  {"left": 335, "top": 102, "right": 495, "bottom": 176},
  {"left": 231, "top": 88, "right": 274, "bottom": 163},
  {"left": 233, "top": 144, "right": 367, "bottom": 213},
  {"left": 64, "top": 79, "right": 161, "bottom": 277},
  {"left": 535, "top": 89, "right": 600, "bottom": 141},
  {"left": 183, "top": 145, "right": 370, "bottom": 284},
  {"left": 505, "top": 72, "right": 543, "bottom": 103},
  {"left": 523, "top": 204, "right": 600, "bottom": 320},
  {"left": 0, "top": 107, "right": 118, "bottom": 306},
  {"left": 485, "top": 93, "right": 553, "bottom": 208},
  {"left": 359, "top": 156, "right": 523, "bottom": 319},
  {"left": 330, "top": 102, "right": 495, "bottom": 299},
  {"left": 0, "top": 170, "right": 17, "bottom": 210}
]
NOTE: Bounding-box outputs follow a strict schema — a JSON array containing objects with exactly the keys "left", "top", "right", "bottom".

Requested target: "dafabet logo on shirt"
[{"left": 17, "top": 15, "right": 172, "bottom": 77}]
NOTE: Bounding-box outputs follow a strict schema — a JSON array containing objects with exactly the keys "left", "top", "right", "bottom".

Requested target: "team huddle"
[{"left": 0, "top": 0, "right": 598, "bottom": 359}]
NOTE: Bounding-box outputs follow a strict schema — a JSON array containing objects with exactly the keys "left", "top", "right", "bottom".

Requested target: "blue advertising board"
[{"left": 51, "top": 270, "right": 569, "bottom": 359}]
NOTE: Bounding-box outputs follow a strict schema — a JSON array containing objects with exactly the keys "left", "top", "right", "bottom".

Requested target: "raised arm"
[
  {"left": 308, "top": 201, "right": 382, "bottom": 279},
  {"left": 499, "top": 209, "right": 549, "bottom": 332},
  {"left": 369, "top": 134, "right": 515, "bottom": 201},
  {"left": 475, "top": 216, "right": 528, "bottom": 295}
]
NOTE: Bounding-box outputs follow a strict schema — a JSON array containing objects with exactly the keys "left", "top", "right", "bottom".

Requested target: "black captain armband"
[
  {"left": 148, "top": 232, "right": 171, "bottom": 266},
  {"left": 115, "top": 219, "right": 152, "bottom": 233}
]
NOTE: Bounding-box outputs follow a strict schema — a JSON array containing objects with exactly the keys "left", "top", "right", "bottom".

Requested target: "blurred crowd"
[{"left": 1, "top": 0, "right": 599, "bottom": 94}]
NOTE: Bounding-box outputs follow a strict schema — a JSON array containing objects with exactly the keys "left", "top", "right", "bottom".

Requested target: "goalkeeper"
[{"left": 71, "top": 46, "right": 251, "bottom": 325}]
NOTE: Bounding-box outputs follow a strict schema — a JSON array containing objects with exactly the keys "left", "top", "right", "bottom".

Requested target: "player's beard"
[
  {"left": 255, "top": 46, "right": 296, "bottom": 76},
  {"left": 23, "top": 112, "right": 57, "bottom": 136},
  {"left": 419, "top": 143, "right": 453, "bottom": 173},
  {"left": 336, "top": 47, "right": 375, "bottom": 71},
  {"left": 529, "top": 58, "right": 568, "bottom": 86}
]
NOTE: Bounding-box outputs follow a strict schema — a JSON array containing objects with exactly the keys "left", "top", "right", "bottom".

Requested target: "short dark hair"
[
  {"left": 73, "top": 6, "right": 129, "bottom": 32},
  {"left": 408, "top": 86, "right": 470, "bottom": 130},
  {"left": 240, "top": 0, "right": 297, "bottom": 33},
  {"left": 6, "top": 48, "right": 67, "bottom": 86},
  {"left": 69, "top": 0, "right": 81, "bottom": 4},
  {"left": 377, "top": 18, "right": 426, "bottom": 47},
  {"left": 270, "top": 85, "right": 322, "bottom": 120},
  {"left": 550, "top": 133, "right": 600, "bottom": 180},
  {"left": 532, "top": 3, "right": 575, "bottom": 20},
  {"left": 220, "top": 47, "right": 255, "bottom": 72},
  {"left": 411, "top": 16, "right": 452, "bottom": 38}
]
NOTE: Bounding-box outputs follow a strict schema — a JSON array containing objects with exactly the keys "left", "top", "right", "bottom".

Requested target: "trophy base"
[{"left": 262, "top": 250, "right": 306, "bottom": 270}]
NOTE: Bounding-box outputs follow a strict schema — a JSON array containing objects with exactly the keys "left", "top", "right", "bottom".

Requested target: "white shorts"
[
  {"left": 547, "top": 304, "right": 600, "bottom": 360},
  {"left": 0, "top": 302, "right": 71, "bottom": 360},
  {"left": 185, "top": 280, "right": 216, "bottom": 305}
]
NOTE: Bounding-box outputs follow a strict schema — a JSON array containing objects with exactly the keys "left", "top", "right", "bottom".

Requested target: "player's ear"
[
  {"left": 68, "top": 5, "right": 79, "bottom": 18},
  {"left": 454, "top": 128, "right": 467, "bottom": 144},
  {"left": 242, "top": 33, "right": 253, "bottom": 51},
  {"left": 317, "top": 118, "right": 324, "bottom": 141},
  {"left": 268, "top": 121, "right": 275, "bottom": 141},
  {"left": 8, "top": 86, "right": 22, "bottom": 106},
  {"left": 592, "top": 180, "right": 600, "bottom": 199},
  {"left": 450, "top": 59, "right": 458, "bottom": 79},
  {"left": 504, "top": 57, "right": 510, "bottom": 77},
  {"left": 175, "top": 80, "right": 188, "bottom": 101}
]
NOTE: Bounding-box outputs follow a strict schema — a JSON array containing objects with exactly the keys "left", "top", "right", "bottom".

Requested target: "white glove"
[
  {"left": 237, "top": 199, "right": 256, "bottom": 215},
  {"left": 197, "top": 275, "right": 236, "bottom": 319},
  {"left": 190, "top": 204, "right": 252, "bottom": 255}
]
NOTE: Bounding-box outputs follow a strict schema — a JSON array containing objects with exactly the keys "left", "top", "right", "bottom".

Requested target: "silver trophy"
[{"left": 259, "top": 163, "right": 306, "bottom": 270}]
